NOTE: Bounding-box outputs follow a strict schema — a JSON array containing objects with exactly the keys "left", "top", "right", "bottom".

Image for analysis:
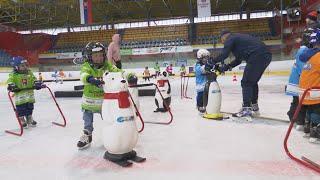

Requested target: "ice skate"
[
  {"left": 197, "top": 106, "right": 206, "bottom": 115},
  {"left": 26, "top": 115, "right": 37, "bottom": 127},
  {"left": 232, "top": 107, "right": 253, "bottom": 122},
  {"left": 251, "top": 103, "right": 260, "bottom": 117},
  {"left": 77, "top": 130, "right": 92, "bottom": 150},
  {"left": 18, "top": 117, "right": 28, "bottom": 129},
  {"left": 309, "top": 125, "right": 320, "bottom": 144}
]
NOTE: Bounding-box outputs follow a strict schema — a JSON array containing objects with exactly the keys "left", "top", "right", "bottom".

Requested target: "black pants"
[
  {"left": 196, "top": 91, "right": 204, "bottom": 107},
  {"left": 241, "top": 52, "right": 272, "bottom": 107},
  {"left": 155, "top": 97, "right": 171, "bottom": 112},
  {"left": 115, "top": 61, "right": 122, "bottom": 69},
  {"left": 155, "top": 71, "right": 160, "bottom": 78},
  {"left": 16, "top": 103, "right": 34, "bottom": 117},
  {"left": 287, "top": 96, "right": 307, "bottom": 125},
  {"left": 306, "top": 104, "right": 320, "bottom": 126}
]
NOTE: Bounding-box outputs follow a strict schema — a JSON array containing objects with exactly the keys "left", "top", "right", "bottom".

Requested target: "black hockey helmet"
[{"left": 82, "top": 42, "right": 106, "bottom": 65}]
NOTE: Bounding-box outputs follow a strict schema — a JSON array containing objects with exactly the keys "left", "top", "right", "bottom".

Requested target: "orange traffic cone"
[{"left": 232, "top": 73, "right": 237, "bottom": 82}]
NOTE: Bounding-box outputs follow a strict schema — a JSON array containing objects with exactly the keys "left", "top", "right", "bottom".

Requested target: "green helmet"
[{"left": 127, "top": 73, "right": 138, "bottom": 85}]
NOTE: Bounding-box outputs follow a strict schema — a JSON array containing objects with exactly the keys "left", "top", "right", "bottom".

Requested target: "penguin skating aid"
[
  {"left": 202, "top": 70, "right": 224, "bottom": 120},
  {"left": 128, "top": 82, "right": 173, "bottom": 125}
]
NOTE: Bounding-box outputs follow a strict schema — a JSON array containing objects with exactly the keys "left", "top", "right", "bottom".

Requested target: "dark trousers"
[
  {"left": 16, "top": 103, "right": 34, "bottom": 117},
  {"left": 287, "top": 96, "right": 307, "bottom": 125},
  {"left": 196, "top": 91, "right": 204, "bottom": 107},
  {"left": 306, "top": 104, "right": 320, "bottom": 125},
  {"left": 115, "top": 61, "right": 122, "bottom": 69},
  {"left": 155, "top": 71, "right": 160, "bottom": 78},
  {"left": 143, "top": 77, "right": 150, "bottom": 81},
  {"left": 241, "top": 52, "right": 272, "bottom": 107}
]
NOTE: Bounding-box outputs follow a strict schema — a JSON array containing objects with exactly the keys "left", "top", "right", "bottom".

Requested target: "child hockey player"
[
  {"left": 58, "top": 69, "right": 65, "bottom": 84},
  {"left": 7, "top": 56, "right": 45, "bottom": 128},
  {"left": 143, "top": 66, "right": 151, "bottom": 82},
  {"left": 299, "top": 28, "right": 320, "bottom": 143},
  {"left": 166, "top": 64, "right": 173, "bottom": 76},
  {"left": 180, "top": 64, "right": 186, "bottom": 76},
  {"left": 195, "top": 49, "right": 210, "bottom": 113},
  {"left": 38, "top": 72, "right": 43, "bottom": 82},
  {"left": 77, "top": 42, "right": 122, "bottom": 149},
  {"left": 154, "top": 62, "right": 160, "bottom": 78},
  {"left": 285, "top": 28, "right": 315, "bottom": 131}
]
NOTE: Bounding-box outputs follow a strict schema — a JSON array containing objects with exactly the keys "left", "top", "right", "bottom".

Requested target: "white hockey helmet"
[{"left": 197, "top": 49, "right": 210, "bottom": 59}]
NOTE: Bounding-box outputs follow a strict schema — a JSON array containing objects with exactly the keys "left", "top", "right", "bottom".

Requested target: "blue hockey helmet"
[{"left": 11, "top": 56, "right": 28, "bottom": 71}]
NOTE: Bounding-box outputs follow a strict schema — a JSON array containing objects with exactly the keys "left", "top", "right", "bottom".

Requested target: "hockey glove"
[
  {"left": 34, "top": 81, "right": 46, "bottom": 90},
  {"left": 215, "top": 64, "right": 232, "bottom": 73},
  {"left": 204, "top": 63, "right": 214, "bottom": 72},
  {"left": 87, "top": 76, "right": 105, "bottom": 88},
  {"left": 7, "top": 83, "right": 19, "bottom": 92}
]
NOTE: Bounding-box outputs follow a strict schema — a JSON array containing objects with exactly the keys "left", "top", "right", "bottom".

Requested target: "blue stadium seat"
[{"left": 0, "top": 50, "right": 13, "bottom": 67}]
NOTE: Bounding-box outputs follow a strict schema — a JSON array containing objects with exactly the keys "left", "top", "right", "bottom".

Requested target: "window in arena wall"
[
  {"left": 231, "top": 14, "right": 241, "bottom": 20},
  {"left": 18, "top": 30, "right": 31, "bottom": 34},
  {"left": 194, "top": 14, "right": 240, "bottom": 23},
  {"left": 54, "top": 28, "right": 68, "bottom": 34},
  {"left": 150, "top": 18, "right": 189, "bottom": 27},
  {"left": 136, "top": 22, "right": 148, "bottom": 28},
  {"left": 131, "top": 22, "right": 139, "bottom": 28},
  {"left": 29, "top": 28, "right": 67, "bottom": 35},
  {"left": 91, "top": 26, "right": 97, "bottom": 30},
  {"left": 242, "top": 14, "right": 247, "bottom": 19},
  {"left": 194, "top": 11, "right": 276, "bottom": 23},
  {"left": 250, "top": 11, "right": 273, "bottom": 19},
  {"left": 72, "top": 27, "right": 82, "bottom": 32}
]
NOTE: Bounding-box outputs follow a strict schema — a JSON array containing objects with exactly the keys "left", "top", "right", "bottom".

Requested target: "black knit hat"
[{"left": 220, "top": 29, "right": 231, "bottom": 38}]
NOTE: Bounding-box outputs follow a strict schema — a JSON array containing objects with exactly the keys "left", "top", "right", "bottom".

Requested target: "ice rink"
[{"left": 0, "top": 74, "right": 319, "bottom": 180}]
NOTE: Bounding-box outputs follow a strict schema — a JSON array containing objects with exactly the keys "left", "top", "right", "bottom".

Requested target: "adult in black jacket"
[{"left": 211, "top": 29, "right": 272, "bottom": 118}]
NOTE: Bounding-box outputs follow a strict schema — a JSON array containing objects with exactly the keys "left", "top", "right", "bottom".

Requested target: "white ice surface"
[{"left": 0, "top": 75, "right": 319, "bottom": 180}]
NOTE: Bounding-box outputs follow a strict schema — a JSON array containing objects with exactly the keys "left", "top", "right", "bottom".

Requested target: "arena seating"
[
  {"left": 0, "top": 50, "right": 13, "bottom": 67},
  {"left": 51, "top": 24, "right": 188, "bottom": 52},
  {"left": 47, "top": 18, "right": 278, "bottom": 53},
  {"left": 124, "top": 25, "right": 188, "bottom": 48},
  {"left": 196, "top": 18, "right": 279, "bottom": 44},
  {"left": 54, "top": 29, "right": 116, "bottom": 49},
  {"left": 123, "top": 25, "right": 187, "bottom": 40}
]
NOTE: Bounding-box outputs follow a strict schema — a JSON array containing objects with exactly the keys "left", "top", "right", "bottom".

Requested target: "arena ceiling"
[{"left": 0, "top": 0, "right": 296, "bottom": 30}]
